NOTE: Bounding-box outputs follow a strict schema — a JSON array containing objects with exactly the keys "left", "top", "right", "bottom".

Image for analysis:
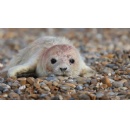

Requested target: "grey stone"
[
  {"left": 3, "top": 88, "right": 9, "bottom": 93},
  {"left": 39, "top": 94, "right": 48, "bottom": 98},
  {"left": 76, "top": 85, "right": 83, "bottom": 90},
  {"left": 0, "top": 86, "right": 4, "bottom": 92},
  {"left": 91, "top": 79, "right": 97, "bottom": 85},
  {"left": 19, "top": 85, "right": 26, "bottom": 90},
  {"left": 106, "top": 64, "right": 115, "bottom": 68},
  {"left": 0, "top": 77, "right": 4, "bottom": 83},
  {"left": 14, "top": 89, "right": 22, "bottom": 95},
  {"left": 86, "top": 78, "right": 91, "bottom": 84},
  {"left": 112, "top": 81, "right": 124, "bottom": 87},
  {"left": 79, "top": 94, "right": 91, "bottom": 100},
  {"left": 67, "top": 79, "right": 74, "bottom": 83},
  {"left": 84, "top": 84, "right": 89, "bottom": 87},
  {"left": 107, "top": 92, "right": 116, "bottom": 96},
  {"left": 40, "top": 82, "right": 46, "bottom": 87},
  {"left": 113, "top": 66, "right": 119, "bottom": 70},
  {"left": 60, "top": 85, "right": 70, "bottom": 91},
  {"left": 0, "top": 91, "right": 2, "bottom": 95},
  {"left": 46, "top": 76, "right": 57, "bottom": 81},
  {"left": 96, "top": 92, "right": 104, "bottom": 99},
  {"left": 103, "top": 67, "right": 113, "bottom": 74}
]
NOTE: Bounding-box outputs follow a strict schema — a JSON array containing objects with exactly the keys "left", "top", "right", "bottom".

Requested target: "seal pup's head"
[{"left": 37, "top": 44, "right": 82, "bottom": 77}]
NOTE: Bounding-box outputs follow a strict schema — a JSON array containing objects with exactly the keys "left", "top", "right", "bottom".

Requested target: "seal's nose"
[{"left": 60, "top": 67, "right": 67, "bottom": 72}]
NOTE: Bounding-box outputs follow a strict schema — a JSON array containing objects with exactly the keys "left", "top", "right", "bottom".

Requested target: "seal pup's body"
[{"left": 4, "top": 36, "right": 95, "bottom": 77}]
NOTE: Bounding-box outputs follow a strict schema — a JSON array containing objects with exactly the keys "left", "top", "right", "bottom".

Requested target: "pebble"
[
  {"left": 9, "top": 92, "right": 20, "bottom": 100},
  {"left": 112, "top": 81, "right": 124, "bottom": 87},
  {"left": 19, "top": 85, "right": 26, "bottom": 90},
  {"left": 127, "top": 64, "right": 130, "bottom": 68},
  {"left": 76, "top": 77, "right": 86, "bottom": 84},
  {"left": 27, "top": 77, "right": 35, "bottom": 85},
  {"left": 60, "top": 85, "right": 70, "bottom": 91},
  {"left": 112, "top": 66, "right": 119, "bottom": 70},
  {"left": 107, "top": 92, "right": 116, "bottom": 96},
  {"left": 106, "top": 64, "right": 115, "bottom": 68},
  {"left": 67, "top": 79, "right": 74, "bottom": 83},
  {"left": 101, "top": 76, "right": 112, "bottom": 87},
  {"left": 46, "top": 81, "right": 52, "bottom": 87},
  {"left": 52, "top": 96, "right": 60, "bottom": 100},
  {"left": 79, "top": 94, "right": 91, "bottom": 100},
  {"left": 120, "top": 87, "right": 128, "bottom": 90},
  {"left": 58, "top": 95, "right": 63, "bottom": 100},
  {"left": 18, "top": 77, "right": 26, "bottom": 85},
  {"left": 57, "top": 76, "right": 65, "bottom": 81},
  {"left": 103, "top": 67, "right": 114, "bottom": 74},
  {"left": 52, "top": 81, "right": 59, "bottom": 86},
  {"left": 2, "top": 93, "right": 8, "bottom": 98},
  {"left": 76, "top": 85, "right": 83, "bottom": 90},
  {"left": 65, "top": 83, "right": 76, "bottom": 88},
  {"left": 86, "top": 78, "right": 91, "bottom": 84},
  {"left": 25, "top": 84, "right": 30, "bottom": 88},
  {"left": 46, "top": 76, "right": 57, "bottom": 81},
  {"left": 69, "top": 89, "right": 76, "bottom": 94},
  {"left": 30, "top": 94, "right": 38, "bottom": 99},
  {"left": 11, "top": 81, "right": 19, "bottom": 87},
  {"left": 0, "top": 91, "right": 2, "bottom": 95},
  {"left": 0, "top": 86, "right": 5, "bottom": 92},
  {"left": 88, "top": 93, "right": 96, "bottom": 100},
  {"left": 84, "top": 84, "right": 89, "bottom": 88},
  {"left": 126, "top": 68, "right": 130, "bottom": 74},
  {"left": 0, "top": 63, "right": 3, "bottom": 68},
  {"left": 40, "top": 82, "right": 46, "bottom": 87},
  {"left": 3, "top": 88, "right": 9, "bottom": 93},
  {"left": 96, "top": 92, "right": 104, "bottom": 99},
  {"left": 14, "top": 89, "right": 22, "bottom": 95},
  {"left": 0, "top": 77, "right": 4, "bottom": 83},
  {"left": 39, "top": 93, "right": 48, "bottom": 98},
  {"left": 0, "top": 83, "right": 11, "bottom": 89},
  {"left": 91, "top": 79, "right": 97, "bottom": 85},
  {"left": 43, "top": 86, "right": 50, "bottom": 91}
]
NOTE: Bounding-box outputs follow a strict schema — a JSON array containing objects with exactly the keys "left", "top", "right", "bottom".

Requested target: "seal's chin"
[{"left": 54, "top": 72, "right": 71, "bottom": 77}]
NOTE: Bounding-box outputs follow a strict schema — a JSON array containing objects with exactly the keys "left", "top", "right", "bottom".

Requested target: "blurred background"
[{"left": 0, "top": 28, "right": 130, "bottom": 71}]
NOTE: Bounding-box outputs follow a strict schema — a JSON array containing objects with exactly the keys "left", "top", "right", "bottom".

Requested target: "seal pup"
[{"left": 4, "top": 36, "right": 95, "bottom": 78}]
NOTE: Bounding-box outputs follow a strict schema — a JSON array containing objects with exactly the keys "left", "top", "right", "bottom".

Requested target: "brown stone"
[
  {"left": 52, "top": 81, "right": 59, "bottom": 86},
  {"left": 26, "top": 87, "right": 34, "bottom": 94},
  {"left": 101, "top": 76, "right": 112, "bottom": 87},
  {"left": 30, "top": 94, "right": 38, "bottom": 99},
  {"left": 9, "top": 92, "right": 20, "bottom": 100},
  {"left": 43, "top": 86, "right": 50, "bottom": 91},
  {"left": 49, "top": 86, "right": 59, "bottom": 94},
  {"left": 27, "top": 77, "right": 35, "bottom": 85},
  {"left": 25, "top": 84, "right": 31, "bottom": 87},
  {"left": 103, "top": 54, "right": 115, "bottom": 59},
  {"left": 126, "top": 68, "right": 130, "bottom": 74},
  {"left": 65, "top": 83, "right": 76, "bottom": 88},
  {"left": 18, "top": 77, "right": 26, "bottom": 85},
  {"left": 57, "top": 76, "right": 65, "bottom": 81},
  {"left": 88, "top": 93, "right": 96, "bottom": 100},
  {"left": 47, "top": 81, "right": 52, "bottom": 87},
  {"left": 102, "top": 84, "right": 108, "bottom": 89}
]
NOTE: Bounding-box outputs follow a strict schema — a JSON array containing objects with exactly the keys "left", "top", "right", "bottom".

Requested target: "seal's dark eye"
[
  {"left": 69, "top": 59, "right": 75, "bottom": 64},
  {"left": 51, "top": 58, "right": 57, "bottom": 64}
]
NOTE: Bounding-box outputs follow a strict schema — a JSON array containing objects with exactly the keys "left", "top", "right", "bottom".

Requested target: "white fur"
[{"left": 4, "top": 36, "right": 95, "bottom": 77}]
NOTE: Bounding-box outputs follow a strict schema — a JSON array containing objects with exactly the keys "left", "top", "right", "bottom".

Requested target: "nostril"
[
  {"left": 64, "top": 68, "right": 67, "bottom": 71},
  {"left": 60, "top": 68, "right": 67, "bottom": 71}
]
